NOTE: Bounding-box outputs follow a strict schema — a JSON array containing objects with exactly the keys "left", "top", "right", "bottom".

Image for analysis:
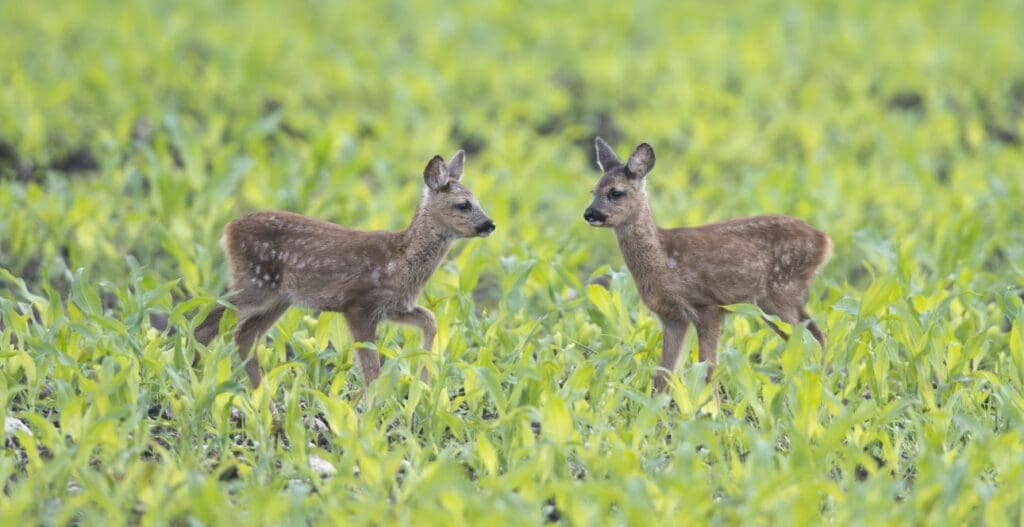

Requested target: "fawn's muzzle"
[
  {"left": 476, "top": 220, "right": 496, "bottom": 236},
  {"left": 584, "top": 207, "right": 607, "bottom": 226}
]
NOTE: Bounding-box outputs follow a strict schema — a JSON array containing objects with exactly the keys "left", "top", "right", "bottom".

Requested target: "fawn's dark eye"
[
  {"left": 608, "top": 189, "right": 625, "bottom": 200},
  {"left": 456, "top": 201, "right": 472, "bottom": 211}
]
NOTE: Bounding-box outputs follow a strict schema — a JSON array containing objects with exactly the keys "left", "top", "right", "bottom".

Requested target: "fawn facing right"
[
  {"left": 584, "top": 137, "right": 832, "bottom": 392},
  {"left": 195, "top": 150, "right": 495, "bottom": 388}
]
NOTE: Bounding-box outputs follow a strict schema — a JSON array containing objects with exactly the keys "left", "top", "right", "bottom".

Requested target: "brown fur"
[
  {"left": 585, "top": 138, "right": 831, "bottom": 391},
  {"left": 195, "top": 151, "right": 495, "bottom": 387}
]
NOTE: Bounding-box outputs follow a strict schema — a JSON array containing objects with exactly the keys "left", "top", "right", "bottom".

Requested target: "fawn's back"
[
  {"left": 657, "top": 215, "right": 831, "bottom": 306},
  {"left": 223, "top": 211, "right": 408, "bottom": 316}
]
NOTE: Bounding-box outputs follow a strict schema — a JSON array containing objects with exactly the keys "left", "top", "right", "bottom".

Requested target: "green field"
[{"left": 2, "top": 0, "right": 1024, "bottom": 524}]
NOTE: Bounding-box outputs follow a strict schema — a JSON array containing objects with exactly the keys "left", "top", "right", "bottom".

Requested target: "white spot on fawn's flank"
[
  {"left": 667, "top": 258, "right": 678, "bottom": 269},
  {"left": 386, "top": 261, "right": 396, "bottom": 274}
]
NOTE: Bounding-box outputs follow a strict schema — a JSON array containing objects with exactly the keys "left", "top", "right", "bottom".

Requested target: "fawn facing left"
[
  {"left": 195, "top": 150, "right": 495, "bottom": 387},
  {"left": 585, "top": 137, "right": 832, "bottom": 391}
]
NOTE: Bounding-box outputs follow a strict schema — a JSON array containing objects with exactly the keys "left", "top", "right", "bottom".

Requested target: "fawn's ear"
[
  {"left": 423, "top": 155, "right": 450, "bottom": 190},
  {"left": 447, "top": 150, "right": 465, "bottom": 182},
  {"left": 626, "top": 143, "right": 655, "bottom": 178},
  {"left": 594, "top": 137, "right": 622, "bottom": 172}
]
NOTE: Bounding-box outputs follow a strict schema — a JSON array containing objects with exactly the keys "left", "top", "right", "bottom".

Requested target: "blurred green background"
[{"left": 2, "top": 0, "right": 1024, "bottom": 525}]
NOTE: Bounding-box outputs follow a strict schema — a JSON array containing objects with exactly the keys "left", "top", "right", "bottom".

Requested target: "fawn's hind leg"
[
  {"left": 195, "top": 305, "right": 227, "bottom": 346},
  {"left": 799, "top": 306, "right": 826, "bottom": 349},
  {"left": 758, "top": 294, "right": 802, "bottom": 340},
  {"left": 234, "top": 299, "right": 290, "bottom": 388},
  {"left": 192, "top": 305, "right": 228, "bottom": 368},
  {"left": 761, "top": 317, "right": 789, "bottom": 340},
  {"left": 759, "top": 285, "right": 825, "bottom": 349}
]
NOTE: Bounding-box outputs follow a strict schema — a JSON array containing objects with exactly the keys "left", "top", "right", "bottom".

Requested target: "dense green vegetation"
[{"left": 2, "top": 0, "right": 1023, "bottom": 524}]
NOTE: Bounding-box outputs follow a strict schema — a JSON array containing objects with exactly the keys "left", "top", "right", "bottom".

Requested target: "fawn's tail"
[{"left": 814, "top": 231, "right": 834, "bottom": 270}]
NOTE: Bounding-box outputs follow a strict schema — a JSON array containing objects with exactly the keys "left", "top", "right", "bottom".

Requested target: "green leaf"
[
  {"left": 860, "top": 276, "right": 900, "bottom": 318},
  {"left": 541, "top": 393, "right": 575, "bottom": 444},
  {"left": 477, "top": 432, "right": 499, "bottom": 476}
]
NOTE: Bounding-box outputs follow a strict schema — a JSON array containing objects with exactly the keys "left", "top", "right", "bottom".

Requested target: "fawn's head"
[
  {"left": 584, "top": 137, "right": 656, "bottom": 228},
  {"left": 419, "top": 150, "right": 495, "bottom": 238}
]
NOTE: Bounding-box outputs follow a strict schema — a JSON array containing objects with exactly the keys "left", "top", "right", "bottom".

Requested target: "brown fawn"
[
  {"left": 584, "top": 137, "right": 832, "bottom": 391},
  {"left": 195, "top": 150, "right": 495, "bottom": 388}
]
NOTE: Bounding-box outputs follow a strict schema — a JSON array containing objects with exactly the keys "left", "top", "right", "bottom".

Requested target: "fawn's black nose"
[
  {"left": 584, "top": 207, "right": 607, "bottom": 224},
  {"left": 476, "top": 220, "right": 496, "bottom": 236}
]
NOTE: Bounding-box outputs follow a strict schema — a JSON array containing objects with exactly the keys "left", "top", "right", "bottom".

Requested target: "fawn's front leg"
[
  {"left": 695, "top": 306, "right": 725, "bottom": 409},
  {"left": 389, "top": 305, "right": 437, "bottom": 382},
  {"left": 695, "top": 307, "right": 724, "bottom": 377},
  {"left": 654, "top": 318, "right": 689, "bottom": 393}
]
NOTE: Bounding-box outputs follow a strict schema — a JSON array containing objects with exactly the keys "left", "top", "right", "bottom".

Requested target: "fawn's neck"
[
  {"left": 613, "top": 202, "right": 666, "bottom": 280},
  {"left": 397, "top": 207, "right": 455, "bottom": 287}
]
